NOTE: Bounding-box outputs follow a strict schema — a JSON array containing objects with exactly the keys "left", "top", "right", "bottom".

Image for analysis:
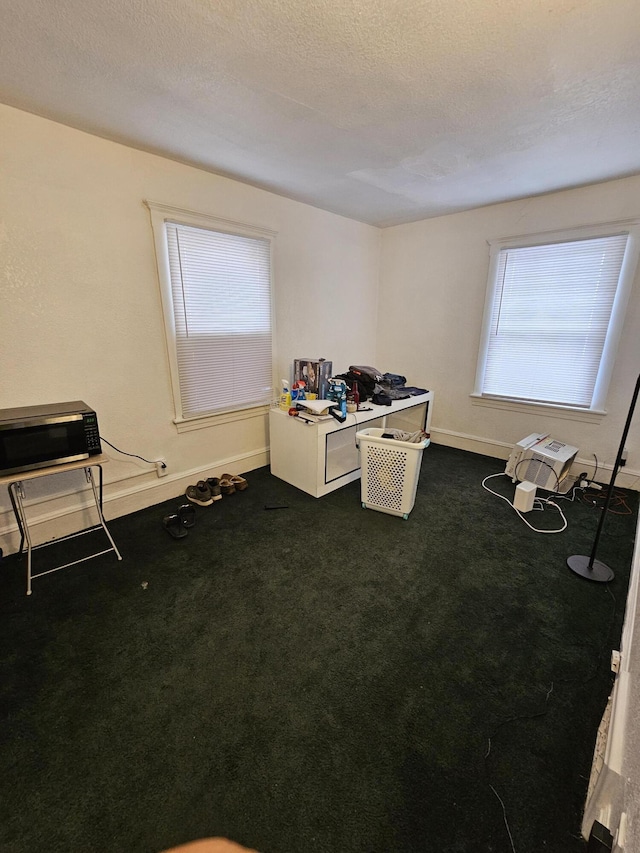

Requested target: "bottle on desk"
[
  {"left": 339, "top": 384, "right": 347, "bottom": 418},
  {"left": 279, "top": 380, "right": 291, "bottom": 411},
  {"left": 351, "top": 381, "right": 360, "bottom": 409}
]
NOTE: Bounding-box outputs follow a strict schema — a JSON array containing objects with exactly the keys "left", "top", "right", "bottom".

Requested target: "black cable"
[
  {"left": 514, "top": 456, "right": 561, "bottom": 492},
  {"left": 484, "top": 683, "right": 555, "bottom": 853},
  {"left": 100, "top": 435, "right": 162, "bottom": 467},
  {"left": 552, "top": 485, "right": 584, "bottom": 503},
  {"left": 485, "top": 583, "right": 619, "bottom": 851}
]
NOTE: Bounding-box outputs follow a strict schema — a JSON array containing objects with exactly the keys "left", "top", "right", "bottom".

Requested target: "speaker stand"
[
  {"left": 567, "top": 555, "right": 614, "bottom": 583},
  {"left": 567, "top": 372, "right": 639, "bottom": 583}
]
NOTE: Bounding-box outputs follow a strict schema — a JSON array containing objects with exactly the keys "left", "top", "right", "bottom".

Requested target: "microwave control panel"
[{"left": 83, "top": 412, "right": 102, "bottom": 453}]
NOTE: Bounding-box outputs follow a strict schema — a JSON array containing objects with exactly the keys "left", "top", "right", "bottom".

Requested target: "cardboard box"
[{"left": 293, "top": 359, "right": 333, "bottom": 399}]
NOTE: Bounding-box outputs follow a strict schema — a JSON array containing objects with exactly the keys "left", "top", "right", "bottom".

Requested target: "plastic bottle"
[
  {"left": 351, "top": 380, "right": 360, "bottom": 409},
  {"left": 279, "top": 380, "right": 291, "bottom": 411},
  {"left": 291, "top": 380, "right": 306, "bottom": 402},
  {"left": 339, "top": 381, "right": 347, "bottom": 419}
]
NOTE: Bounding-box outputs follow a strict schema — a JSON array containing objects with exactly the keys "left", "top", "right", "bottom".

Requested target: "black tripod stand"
[{"left": 567, "top": 373, "right": 640, "bottom": 582}]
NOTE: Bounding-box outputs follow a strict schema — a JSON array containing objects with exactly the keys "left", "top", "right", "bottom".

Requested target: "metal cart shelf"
[{"left": 1, "top": 454, "right": 122, "bottom": 595}]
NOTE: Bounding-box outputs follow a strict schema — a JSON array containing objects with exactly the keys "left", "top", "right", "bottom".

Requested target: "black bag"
[
  {"left": 371, "top": 389, "right": 392, "bottom": 406},
  {"left": 333, "top": 371, "right": 374, "bottom": 401}
]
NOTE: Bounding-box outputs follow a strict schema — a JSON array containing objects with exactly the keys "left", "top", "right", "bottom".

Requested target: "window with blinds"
[
  {"left": 474, "top": 224, "right": 639, "bottom": 411},
  {"left": 147, "top": 202, "right": 275, "bottom": 422}
]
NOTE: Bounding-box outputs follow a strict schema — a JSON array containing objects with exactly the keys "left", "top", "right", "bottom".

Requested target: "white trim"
[
  {"left": 430, "top": 428, "right": 640, "bottom": 490},
  {"left": 143, "top": 200, "right": 277, "bottom": 422},
  {"left": 173, "top": 404, "right": 270, "bottom": 433},
  {"left": 486, "top": 217, "right": 640, "bottom": 249},
  {"left": 474, "top": 218, "right": 640, "bottom": 412},
  {"left": 430, "top": 427, "right": 512, "bottom": 459},
  {"left": 591, "top": 226, "right": 640, "bottom": 410},
  {"left": 473, "top": 243, "right": 502, "bottom": 397},
  {"left": 580, "top": 514, "right": 640, "bottom": 841},
  {"left": 0, "top": 445, "right": 270, "bottom": 555},
  {"left": 144, "top": 200, "right": 277, "bottom": 240},
  {"left": 469, "top": 393, "right": 606, "bottom": 424}
]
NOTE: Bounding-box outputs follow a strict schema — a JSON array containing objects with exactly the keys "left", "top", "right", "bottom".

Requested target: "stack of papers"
[
  {"left": 295, "top": 399, "right": 336, "bottom": 422},
  {"left": 297, "top": 399, "right": 335, "bottom": 415}
]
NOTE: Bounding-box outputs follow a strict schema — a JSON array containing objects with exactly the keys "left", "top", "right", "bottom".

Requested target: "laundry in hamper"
[{"left": 356, "top": 428, "right": 430, "bottom": 519}]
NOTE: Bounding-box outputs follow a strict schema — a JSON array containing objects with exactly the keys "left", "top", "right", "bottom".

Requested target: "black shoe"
[
  {"left": 178, "top": 503, "right": 196, "bottom": 527},
  {"left": 162, "top": 514, "right": 188, "bottom": 539}
]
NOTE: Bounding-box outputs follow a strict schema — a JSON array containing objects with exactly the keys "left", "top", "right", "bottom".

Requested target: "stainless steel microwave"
[{"left": 0, "top": 401, "right": 102, "bottom": 476}]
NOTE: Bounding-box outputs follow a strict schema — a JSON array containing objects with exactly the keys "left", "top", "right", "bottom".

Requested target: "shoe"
[
  {"left": 205, "top": 478, "right": 223, "bottom": 501},
  {"left": 185, "top": 481, "right": 214, "bottom": 506},
  {"left": 219, "top": 475, "right": 235, "bottom": 495},
  {"left": 221, "top": 473, "right": 249, "bottom": 492},
  {"left": 232, "top": 473, "right": 249, "bottom": 491},
  {"left": 177, "top": 503, "right": 196, "bottom": 527},
  {"left": 162, "top": 513, "right": 188, "bottom": 539}
]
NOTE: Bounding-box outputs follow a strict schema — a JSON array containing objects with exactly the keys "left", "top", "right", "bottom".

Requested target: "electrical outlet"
[
  {"left": 156, "top": 458, "right": 168, "bottom": 477},
  {"left": 620, "top": 448, "right": 628, "bottom": 467}
]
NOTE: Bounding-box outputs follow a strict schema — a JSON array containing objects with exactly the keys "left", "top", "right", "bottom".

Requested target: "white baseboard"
[
  {"left": 1, "top": 429, "right": 636, "bottom": 558},
  {"left": 430, "top": 428, "right": 640, "bottom": 491},
  {"left": 430, "top": 427, "right": 513, "bottom": 460},
  {"left": 0, "top": 447, "right": 269, "bottom": 556},
  {"left": 580, "top": 509, "right": 640, "bottom": 843}
]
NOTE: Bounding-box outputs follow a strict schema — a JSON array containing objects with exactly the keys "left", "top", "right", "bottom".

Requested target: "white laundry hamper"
[{"left": 356, "top": 428, "right": 430, "bottom": 519}]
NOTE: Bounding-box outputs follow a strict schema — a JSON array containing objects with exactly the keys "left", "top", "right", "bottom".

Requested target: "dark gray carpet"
[{"left": 0, "top": 444, "right": 637, "bottom": 853}]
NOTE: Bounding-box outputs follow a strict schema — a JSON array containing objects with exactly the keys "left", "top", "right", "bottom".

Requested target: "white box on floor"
[{"left": 514, "top": 481, "right": 537, "bottom": 512}]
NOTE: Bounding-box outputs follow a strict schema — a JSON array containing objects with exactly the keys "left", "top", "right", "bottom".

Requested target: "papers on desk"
[
  {"left": 296, "top": 399, "right": 335, "bottom": 414},
  {"left": 296, "top": 411, "right": 334, "bottom": 423},
  {"left": 294, "top": 399, "right": 336, "bottom": 423}
]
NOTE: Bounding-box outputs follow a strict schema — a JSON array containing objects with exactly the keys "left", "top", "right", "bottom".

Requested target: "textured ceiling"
[{"left": 1, "top": 0, "right": 640, "bottom": 226}]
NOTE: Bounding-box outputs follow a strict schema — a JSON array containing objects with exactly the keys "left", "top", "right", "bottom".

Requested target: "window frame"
[
  {"left": 472, "top": 219, "right": 640, "bottom": 419},
  {"left": 145, "top": 200, "right": 277, "bottom": 430}
]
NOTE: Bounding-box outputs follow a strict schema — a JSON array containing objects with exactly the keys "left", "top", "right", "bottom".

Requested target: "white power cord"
[{"left": 482, "top": 473, "right": 568, "bottom": 534}]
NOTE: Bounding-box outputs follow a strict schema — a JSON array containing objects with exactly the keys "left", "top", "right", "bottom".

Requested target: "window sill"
[
  {"left": 174, "top": 404, "right": 270, "bottom": 433},
  {"left": 469, "top": 394, "right": 606, "bottom": 424}
]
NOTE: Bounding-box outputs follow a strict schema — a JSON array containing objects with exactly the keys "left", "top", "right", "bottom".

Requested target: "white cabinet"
[{"left": 269, "top": 392, "right": 433, "bottom": 497}]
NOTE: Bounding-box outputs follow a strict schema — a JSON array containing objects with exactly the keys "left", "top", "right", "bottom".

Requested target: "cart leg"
[
  {"left": 10, "top": 482, "right": 33, "bottom": 595},
  {"left": 86, "top": 468, "right": 122, "bottom": 561}
]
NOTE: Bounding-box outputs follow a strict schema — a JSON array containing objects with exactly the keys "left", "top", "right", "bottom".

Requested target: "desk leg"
[
  {"left": 9, "top": 482, "right": 33, "bottom": 595},
  {"left": 86, "top": 467, "right": 122, "bottom": 561}
]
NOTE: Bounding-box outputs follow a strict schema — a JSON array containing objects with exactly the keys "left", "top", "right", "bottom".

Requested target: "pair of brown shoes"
[{"left": 219, "top": 473, "right": 248, "bottom": 495}]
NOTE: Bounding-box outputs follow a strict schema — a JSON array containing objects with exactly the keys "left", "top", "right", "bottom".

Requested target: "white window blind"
[
  {"left": 479, "top": 233, "right": 630, "bottom": 409},
  {"left": 165, "top": 221, "right": 273, "bottom": 419}
]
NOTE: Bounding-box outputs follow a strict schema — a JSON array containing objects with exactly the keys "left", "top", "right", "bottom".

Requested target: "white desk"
[
  {"left": 269, "top": 392, "right": 433, "bottom": 497},
  {"left": 1, "top": 454, "right": 122, "bottom": 595}
]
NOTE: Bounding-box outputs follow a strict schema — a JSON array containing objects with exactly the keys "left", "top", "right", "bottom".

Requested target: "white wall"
[
  {"left": 0, "top": 105, "right": 380, "bottom": 551},
  {"left": 378, "top": 178, "right": 640, "bottom": 487},
  {"left": 2, "top": 103, "right": 639, "bottom": 558}
]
